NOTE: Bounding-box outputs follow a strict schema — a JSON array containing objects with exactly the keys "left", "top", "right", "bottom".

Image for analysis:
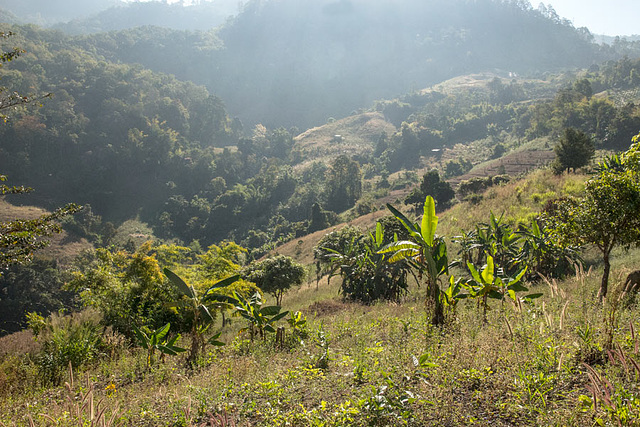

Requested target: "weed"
[
  {"left": 582, "top": 362, "right": 640, "bottom": 426},
  {"left": 362, "top": 375, "right": 419, "bottom": 424},
  {"left": 514, "top": 368, "right": 556, "bottom": 413},
  {"left": 309, "top": 327, "right": 331, "bottom": 370},
  {"left": 28, "top": 309, "right": 104, "bottom": 385}
]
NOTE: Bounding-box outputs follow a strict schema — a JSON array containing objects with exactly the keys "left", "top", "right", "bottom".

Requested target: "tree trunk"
[
  {"left": 428, "top": 280, "right": 444, "bottom": 325},
  {"left": 598, "top": 249, "right": 611, "bottom": 302}
]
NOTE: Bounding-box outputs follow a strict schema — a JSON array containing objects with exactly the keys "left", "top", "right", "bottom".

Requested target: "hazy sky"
[
  {"left": 545, "top": 0, "right": 639, "bottom": 36},
  {"left": 122, "top": 0, "right": 638, "bottom": 37}
]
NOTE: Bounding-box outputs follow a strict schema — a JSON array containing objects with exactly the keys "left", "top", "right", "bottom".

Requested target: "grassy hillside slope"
[{"left": 2, "top": 165, "right": 640, "bottom": 426}]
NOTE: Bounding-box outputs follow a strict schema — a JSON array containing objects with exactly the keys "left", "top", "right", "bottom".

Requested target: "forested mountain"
[
  {"left": 52, "top": 1, "right": 239, "bottom": 34},
  {"left": 2, "top": 1, "right": 640, "bottom": 259},
  {"left": 6, "top": 0, "right": 640, "bottom": 129},
  {"left": 70, "top": 0, "right": 640, "bottom": 128},
  {"left": 0, "top": 0, "right": 117, "bottom": 25},
  {"left": 0, "top": 26, "right": 236, "bottom": 221}
]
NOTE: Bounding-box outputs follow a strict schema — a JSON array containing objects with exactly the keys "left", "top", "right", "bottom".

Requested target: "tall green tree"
[
  {"left": 547, "top": 136, "right": 640, "bottom": 300},
  {"left": 404, "top": 170, "right": 455, "bottom": 212},
  {"left": 242, "top": 255, "right": 305, "bottom": 306},
  {"left": 552, "top": 128, "right": 595, "bottom": 173},
  {"left": 326, "top": 155, "right": 362, "bottom": 213}
]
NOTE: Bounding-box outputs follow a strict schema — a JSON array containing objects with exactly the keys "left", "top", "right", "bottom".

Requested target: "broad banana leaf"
[{"left": 164, "top": 268, "right": 196, "bottom": 299}]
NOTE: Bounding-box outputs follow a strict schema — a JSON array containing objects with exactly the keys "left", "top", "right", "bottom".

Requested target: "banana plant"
[
  {"left": 322, "top": 221, "right": 412, "bottom": 303},
  {"left": 164, "top": 268, "right": 239, "bottom": 363},
  {"left": 287, "top": 310, "right": 308, "bottom": 338},
  {"left": 471, "top": 212, "right": 521, "bottom": 274},
  {"left": 440, "top": 276, "right": 469, "bottom": 311},
  {"left": 516, "top": 219, "right": 581, "bottom": 279},
  {"left": 218, "top": 291, "right": 289, "bottom": 341},
  {"left": 378, "top": 196, "right": 450, "bottom": 325},
  {"left": 132, "top": 322, "right": 186, "bottom": 367},
  {"left": 464, "top": 255, "right": 540, "bottom": 321}
]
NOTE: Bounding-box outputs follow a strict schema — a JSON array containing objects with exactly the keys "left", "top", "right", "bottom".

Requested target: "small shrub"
[{"left": 28, "top": 309, "right": 105, "bottom": 385}]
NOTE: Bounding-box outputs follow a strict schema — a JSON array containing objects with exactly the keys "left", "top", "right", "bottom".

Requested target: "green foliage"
[
  {"left": 457, "top": 175, "right": 510, "bottom": 197},
  {"left": 0, "top": 31, "right": 51, "bottom": 122},
  {"left": 444, "top": 157, "right": 473, "bottom": 178},
  {"left": 516, "top": 218, "right": 581, "bottom": 280},
  {"left": 286, "top": 311, "right": 308, "bottom": 340},
  {"left": 546, "top": 138, "right": 640, "bottom": 299},
  {"left": 0, "top": 177, "right": 80, "bottom": 273},
  {"left": 314, "top": 226, "right": 364, "bottom": 279},
  {"left": 325, "top": 155, "right": 362, "bottom": 213},
  {"left": 132, "top": 322, "right": 186, "bottom": 367},
  {"left": 320, "top": 222, "right": 412, "bottom": 303},
  {"left": 164, "top": 268, "right": 239, "bottom": 363},
  {"left": 552, "top": 128, "right": 595, "bottom": 174},
  {"left": 70, "top": 243, "right": 180, "bottom": 337},
  {"left": 60, "top": 204, "right": 115, "bottom": 247},
  {"left": 455, "top": 212, "right": 580, "bottom": 286},
  {"left": 27, "top": 309, "right": 104, "bottom": 386},
  {"left": 308, "top": 202, "right": 337, "bottom": 233},
  {"left": 217, "top": 291, "right": 289, "bottom": 342},
  {"left": 404, "top": 170, "right": 455, "bottom": 212},
  {"left": 0, "top": 259, "right": 76, "bottom": 336},
  {"left": 464, "top": 255, "right": 538, "bottom": 320},
  {"left": 242, "top": 255, "right": 305, "bottom": 306},
  {"left": 379, "top": 196, "right": 451, "bottom": 324}
]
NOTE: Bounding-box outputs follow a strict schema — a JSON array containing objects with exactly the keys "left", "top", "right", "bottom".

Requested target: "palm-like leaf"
[
  {"left": 385, "top": 203, "right": 422, "bottom": 242},
  {"left": 421, "top": 196, "right": 438, "bottom": 246},
  {"left": 164, "top": 267, "right": 195, "bottom": 299},
  {"left": 202, "top": 274, "right": 240, "bottom": 300}
]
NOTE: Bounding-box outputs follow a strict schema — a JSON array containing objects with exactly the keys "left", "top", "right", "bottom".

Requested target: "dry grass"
[
  {"left": 439, "top": 168, "right": 588, "bottom": 236},
  {"left": 0, "top": 199, "right": 93, "bottom": 267},
  {"left": 1, "top": 254, "right": 639, "bottom": 426},
  {"left": 446, "top": 149, "right": 556, "bottom": 189},
  {"left": 292, "top": 112, "right": 396, "bottom": 171}
]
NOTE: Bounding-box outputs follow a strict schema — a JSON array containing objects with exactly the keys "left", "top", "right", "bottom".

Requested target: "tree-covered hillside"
[
  {"left": 0, "top": 26, "right": 236, "bottom": 221},
  {"left": 52, "top": 0, "right": 240, "bottom": 34},
  {"left": 71, "top": 0, "right": 640, "bottom": 128},
  {"left": 3, "top": 20, "right": 640, "bottom": 257},
  {"left": 0, "top": 0, "right": 117, "bottom": 25}
]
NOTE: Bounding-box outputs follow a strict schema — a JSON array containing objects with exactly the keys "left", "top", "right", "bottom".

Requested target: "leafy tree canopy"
[
  {"left": 242, "top": 255, "right": 306, "bottom": 306},
  {"left": 552, "top": 127, "right": 595, "bottom": 173},
  {"left": 546, "top": 135, "right": 640, "bottom": 300}
]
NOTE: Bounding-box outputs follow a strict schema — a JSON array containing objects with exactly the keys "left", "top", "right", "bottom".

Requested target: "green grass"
[
  {"left": 439, "top": 168, "right": 588, "bottom": 236},
  {"left": 1, "top": 252, "right": 640, "bottom": 426}
]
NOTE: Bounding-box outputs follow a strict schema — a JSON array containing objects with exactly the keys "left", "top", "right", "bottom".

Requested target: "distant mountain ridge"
[
  {"left": 69, "top": 0, "right": 639, "bottom": 129},
  {"left": 52, "top": 1, "right": 240, "bottom": 34}
]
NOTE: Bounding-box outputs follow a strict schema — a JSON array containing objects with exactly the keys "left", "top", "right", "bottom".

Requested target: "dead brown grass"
[
  {"left": 0, "top": 199, "right": 93, "bottom": 267},
  {"left": 292, "top": 112, "right": 396, "bottom": 171}
]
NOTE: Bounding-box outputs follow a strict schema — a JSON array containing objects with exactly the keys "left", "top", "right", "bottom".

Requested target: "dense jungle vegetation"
[{"left": 2, "top": 0, "right": 640, "bottom": 425}]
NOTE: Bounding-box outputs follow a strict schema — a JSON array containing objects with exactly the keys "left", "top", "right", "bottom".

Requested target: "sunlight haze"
[{"left": 544, "top": 0, "right": 639, "bottom": 36}]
